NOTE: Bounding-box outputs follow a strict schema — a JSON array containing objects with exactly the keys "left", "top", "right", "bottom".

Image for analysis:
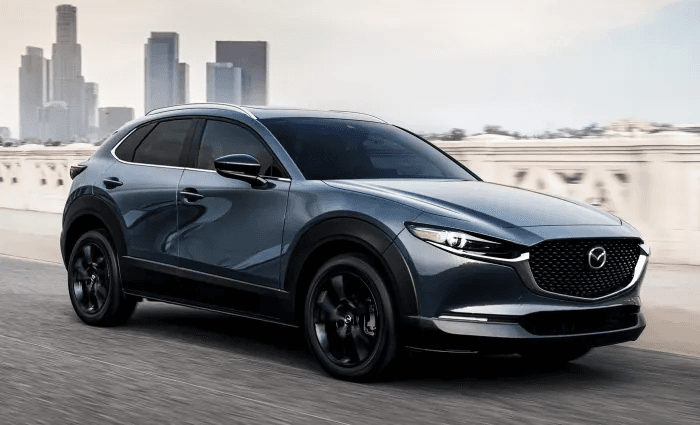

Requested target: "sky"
[{"left": 0, "top": 0, "right": 698, "bottom": 137}]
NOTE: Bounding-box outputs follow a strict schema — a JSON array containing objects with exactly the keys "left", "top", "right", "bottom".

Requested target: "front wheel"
[
  {"left": 304, "top": 253, "right": 398, "bottom": 381},
  {"left": 67, "top": 230, "right": 137, "bottom": 326}
]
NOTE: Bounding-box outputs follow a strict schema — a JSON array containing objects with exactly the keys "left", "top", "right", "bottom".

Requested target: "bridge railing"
[
  {"left": 434, "top": 133, "right": 700, "bottom": 265},
  {"left": 1, "top": 134, "right": 699, "bottom": 264}
]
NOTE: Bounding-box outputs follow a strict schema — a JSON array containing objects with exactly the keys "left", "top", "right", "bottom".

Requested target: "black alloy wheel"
[
  {"left": 72, "top": 242, "right": 109, "bottom": 314},
  {"left": 313, "top": 271, "right": 379, "bottom": 367},
  {"left": 68, "top": 230, "right": 137, "bottom": 326},
  {"left": 305, "top": 253, "right": 398, "bottom": 381}
]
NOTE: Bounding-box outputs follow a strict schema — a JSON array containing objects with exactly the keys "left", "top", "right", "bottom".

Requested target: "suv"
[{"left": 62, "top": 104, "right": 648, "bottom": 380}]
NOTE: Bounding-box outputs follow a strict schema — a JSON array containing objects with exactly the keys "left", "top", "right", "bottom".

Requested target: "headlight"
[{"left": 406, "top": 223, "right": 523, "bottom": 260}]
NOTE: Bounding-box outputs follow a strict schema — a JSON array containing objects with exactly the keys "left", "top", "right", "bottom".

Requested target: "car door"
[
  {"left": 103, "top": 117, "right": 197, "bottom": 296},
  {"left": 176, "top": 118, "right": 291, "bottom": 311}
]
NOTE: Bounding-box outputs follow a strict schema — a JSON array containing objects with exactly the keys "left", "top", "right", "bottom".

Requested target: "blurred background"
[{"left": 0, "top": 1, "right": 698, "bottom": 423}]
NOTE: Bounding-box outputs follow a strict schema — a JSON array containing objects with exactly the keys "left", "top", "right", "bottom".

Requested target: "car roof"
[{"left": 146, "top": 103, "right": 388, "bottom": 124}]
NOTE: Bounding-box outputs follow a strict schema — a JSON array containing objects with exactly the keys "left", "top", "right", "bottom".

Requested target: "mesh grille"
[{"left": 529, "top": 239, "right": 640, "bottom": 299}]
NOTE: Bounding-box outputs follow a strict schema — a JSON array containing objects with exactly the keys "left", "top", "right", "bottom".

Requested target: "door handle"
[
  {"left": 180, "top": 189, "right": 204, "bottom": 202},
  {"left": 103, "top": 177, "right": 123, "bottom": 188}
]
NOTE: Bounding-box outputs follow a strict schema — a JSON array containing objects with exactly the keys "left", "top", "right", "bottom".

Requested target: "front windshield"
[{"left": 260, "top": 118, "right": 476, "bottom": 180}]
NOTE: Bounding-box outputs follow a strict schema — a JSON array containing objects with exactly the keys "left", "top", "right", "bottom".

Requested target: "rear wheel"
[
  {"left": 304, "top": 253, "right": 398, "bottom": 381},
  {"left": 67, "top": 230, "right": 137, "bottom": 326}
]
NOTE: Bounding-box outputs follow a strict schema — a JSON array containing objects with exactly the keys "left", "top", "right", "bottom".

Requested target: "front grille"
[
  {"left": 529, "top": 238, "right": 640, "bottom": 299},
  {"left": 519, "top": 305, "right": 640, "bottom": 336}
]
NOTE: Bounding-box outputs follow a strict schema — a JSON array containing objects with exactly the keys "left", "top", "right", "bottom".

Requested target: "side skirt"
[{"left": 124, "top": 289, "right": 299, "bottom": 328}]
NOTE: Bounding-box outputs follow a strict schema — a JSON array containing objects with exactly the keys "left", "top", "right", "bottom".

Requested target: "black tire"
[
  {"left": 519, "top": 345, "right": 591, "bottom": 365},
  {"left": 67, "top": 229, "right": 137, "bottom": 326},
  {"left": 304, "top": 253, "right": 398, "bottom": 381}
]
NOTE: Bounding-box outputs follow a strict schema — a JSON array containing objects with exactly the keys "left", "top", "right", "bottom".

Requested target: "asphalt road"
[{"left": 1, "top": 255, "right": 699, "bottom": 424}]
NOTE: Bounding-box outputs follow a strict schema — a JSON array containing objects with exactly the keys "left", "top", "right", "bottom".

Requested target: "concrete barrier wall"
[
  {"left": 1, "top": 133, "right": 699, "bottom": 264},
  {"left": 0, "top": 144, "right": 96, "bottom": 214}
]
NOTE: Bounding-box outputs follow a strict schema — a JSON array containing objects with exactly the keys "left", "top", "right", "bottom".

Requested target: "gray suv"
[{"left": 61, "top": 104, "right": 648, "bottom": 380}]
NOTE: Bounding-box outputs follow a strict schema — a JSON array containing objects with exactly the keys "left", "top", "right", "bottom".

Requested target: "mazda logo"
[{"left": 588, "top": 246, "right": 607, "bottom": 269}]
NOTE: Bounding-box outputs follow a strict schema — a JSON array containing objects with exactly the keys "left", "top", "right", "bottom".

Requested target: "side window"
[
  {"left": 132, "top": 119, "right": 194, "bottom": 167},
  {"left": 196, "top": 120, "right": 285, "bottom": 177},
  {"left": 114, "top": 123, "right": 156, "bottom": 162}
]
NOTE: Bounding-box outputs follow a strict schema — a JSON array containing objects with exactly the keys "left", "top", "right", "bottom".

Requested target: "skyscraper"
[
  {"left": 215, "top": 41, "right": 268, "bottom": 105},
  {"left": 206, "top": 62, "right": 242, "bottom": 104},
  {"left": 99, "top": 107, "right": 135, "bottom": 137},
  {"left": 52, "top": 4, "right": 86, "bottom": 138},
  {"left": 38, "top": 101, "right": 70, "bottom": 142},
  {"left": 145, "top": 32, "right": 179, "bottom": 113},
  {"left": 19, "top": 46, "right": 50, "bottom": 140},
  {"left": 84, "top": 82, "right": 98, "bottom": 131},
  {"left": 177, "top": 62, "right": 190, "bottom": 105}
]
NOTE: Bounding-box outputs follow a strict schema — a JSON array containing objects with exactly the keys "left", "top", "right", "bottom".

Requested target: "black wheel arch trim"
[
  {"left": 61, "top": 194, "right": 128, "bottom": 268},
  {"left": 283, "top": 217, "right": 419, "bottom": 319}
]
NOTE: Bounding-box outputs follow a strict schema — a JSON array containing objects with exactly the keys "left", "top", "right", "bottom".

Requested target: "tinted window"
[
  {"left": 197, "top": 120, "right": 284, "bottom": 177},
  {"left": 132, "top": 119, "right": 194, "bottom": 167},
  {"left": 260, "top": 118, "right": 475, "bottom": 180},
  {"left": 114, "top": 123, "right": 156, "bottom": 162}
]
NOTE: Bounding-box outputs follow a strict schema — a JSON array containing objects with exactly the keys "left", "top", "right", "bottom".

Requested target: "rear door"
[
  {"left": 176, "top": 118, "right": 291, "bottom": 312},
  {"left": 103, "top": 117, "right": 198, "bottom": 295}
]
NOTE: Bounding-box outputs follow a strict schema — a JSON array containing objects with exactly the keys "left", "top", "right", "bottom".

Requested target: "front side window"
[
  {"left": 132, "top": 119, "right": 194, "bottom": 167},
  {"left": 196, "top": 120, "right": 284, "bottom": 177},
  {"left": 260, "top": 118, "right": 476, "bottom": 180}
]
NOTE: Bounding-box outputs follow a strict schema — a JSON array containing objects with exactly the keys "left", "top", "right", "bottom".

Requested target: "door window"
[
  {"left": 132, "top": 119, "right": 194, "bottom": 167},
  {"left": 196, "top": 120, "right": 285, "bottom": 177},
  {"left": 114, "top": 122, "right": 156, "bottom": 162}
]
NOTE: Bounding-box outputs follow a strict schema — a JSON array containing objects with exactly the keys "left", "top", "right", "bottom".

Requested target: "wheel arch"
[
  {"left": 284, "top": 217, "right": 419, "bottom": 324},
  {"left": 61, "top": 195, "right": 127, "bottom": 268}
]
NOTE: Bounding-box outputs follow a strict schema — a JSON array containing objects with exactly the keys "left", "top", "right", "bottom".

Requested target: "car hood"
[{"left": 323, "top": 179, "right": 621, "bottom": 228}]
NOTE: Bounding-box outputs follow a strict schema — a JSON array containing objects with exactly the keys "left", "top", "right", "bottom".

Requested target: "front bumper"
[
  {"left": 403, "top": 307, "right": 645, "bottom": 353},
  {"left": 394, "top": 224, "right": 650, "bottom": 353}
]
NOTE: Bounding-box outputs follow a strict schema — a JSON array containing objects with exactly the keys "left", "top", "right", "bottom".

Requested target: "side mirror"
[{"left": 214, "top": 154, "right": 266, "bottom": 186}]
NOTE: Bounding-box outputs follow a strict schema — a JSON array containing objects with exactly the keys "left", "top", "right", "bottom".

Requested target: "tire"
[
  {"left": 304, "top": 253, "right": 398, "bottom": 381},
  {"left": 519, "top": 345, "right": 591, "bottom": 365},
  {"left": 67, "top": 229, "right": 137, "bottom": 326}
]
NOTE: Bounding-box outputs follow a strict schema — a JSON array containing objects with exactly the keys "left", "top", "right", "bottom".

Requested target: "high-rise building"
[
  {"left": 206, "top": 62, "right": 242, "bottom": 104},
  {"left": 38, "top": 101, "right": 71, "bottom": 142},
  {"left": 51, "top": 4, "right": 86, "bottom": 139},
  {"left": 177, "top": 62, "right": 189, "bottom": 104},
  {"left": 84, "top": 82, "right": 98, "bottom": 130},
  {"left": 19, "top": 46, "right": 50, "bottom": 140},
  {"left": 215, "top": 41, "right": 268, "bottom": 105},
  {"left": 99, "top": 107, "right": 135, "bottom": 137},
  {"left": 145, "top": 32, "right": 179, "bottom": 113}
]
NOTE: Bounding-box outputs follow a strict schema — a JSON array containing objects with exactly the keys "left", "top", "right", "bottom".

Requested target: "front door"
[{"left": 176, "top": 119, "right": 290, "bottom": 311}]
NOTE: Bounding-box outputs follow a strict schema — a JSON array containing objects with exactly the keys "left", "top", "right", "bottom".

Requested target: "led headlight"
[{"left": 406, "top": 223, "right": 522, "bottom": 259}]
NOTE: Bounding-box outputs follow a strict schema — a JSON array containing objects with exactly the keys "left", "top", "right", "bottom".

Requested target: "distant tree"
[
  {"left": 443, "top": 128, "right": 466, "bottom": 141},
  {"left": 533, "top": 130, "right": 565, "bottom": 139},
  {"left": 484, "top": 125, "right": 521, "bottom": 138}
]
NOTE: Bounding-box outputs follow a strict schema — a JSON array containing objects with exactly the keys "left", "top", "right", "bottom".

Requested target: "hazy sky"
[{"left": 0, "top": 0, "right": 697, "bottom": 137}]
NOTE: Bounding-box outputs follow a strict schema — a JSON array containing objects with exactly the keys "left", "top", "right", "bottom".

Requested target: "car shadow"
[{"left": 120, "top": 301, "right": 621, "bottom": 391}]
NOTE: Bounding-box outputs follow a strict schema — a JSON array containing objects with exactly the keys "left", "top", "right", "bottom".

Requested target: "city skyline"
[{"left": 1, "top": 0, "right": 698, "bottom": 138}]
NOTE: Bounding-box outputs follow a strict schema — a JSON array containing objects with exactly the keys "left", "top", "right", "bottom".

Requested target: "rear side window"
[
  {"left": 114, "top": 123, "right": 156, "bottom": 162},
  {"left": 132, "top": 119, "right": 195, "bottom": 167}
]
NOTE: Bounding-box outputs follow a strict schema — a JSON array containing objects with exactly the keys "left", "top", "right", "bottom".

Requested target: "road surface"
[{"left": 1, "top": 255, "right": 699, "bottom": 424}]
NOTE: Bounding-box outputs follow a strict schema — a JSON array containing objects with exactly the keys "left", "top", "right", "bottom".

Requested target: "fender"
[
  {"left": 283, "top": 217, "right": 419, "bottom": 318},
  {"left": 61, "top": 193, "right": 128, "bottom": 268}
]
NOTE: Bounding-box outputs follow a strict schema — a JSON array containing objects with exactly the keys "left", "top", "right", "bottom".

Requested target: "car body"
[{"left": 61, "top": 103, "right": 648, "bottom": 380}]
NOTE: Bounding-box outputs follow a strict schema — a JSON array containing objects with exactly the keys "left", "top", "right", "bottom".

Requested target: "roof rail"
[
  {"left": 328, "top": 110, "right": 388, "bottom": 124},
  {"left": 146, "top": 103, "right": 257, "bottom": 120}
]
